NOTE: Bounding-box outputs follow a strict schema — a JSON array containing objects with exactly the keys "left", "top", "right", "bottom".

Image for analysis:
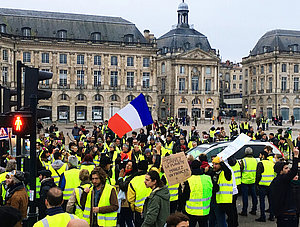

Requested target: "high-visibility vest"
[
  {"left": 36, "top": 177, "right": 41, "bottom": 199},
  {"left": 231, "top": 162, "right": 241, "bottom": 185},
  {"left": 63, "top": 168, "right": 81, "bottom": 200},
  {"left": 0, "top": 172, "right": 7, "bottom": 201},
  {"left": 241, "top": 157, "right": 257, "bottom": 184},
  {"left": 279, "top": 143, "right": 290, "bottom": 159},
  {"left": 130, "top": 175, "right": 151, "bottom": 209},
  {"left": 164, "top": 141, "right": 174, "bottom": 156},
  {"left": 103, "top": 143, "right": 110, "bottom": 152},
  {"left": 79, "top": 134, "right": 86, "bottom": 142},
  {"left": 185, "top": 175, "right": 212, "bottom": 216},
  {"left": 33, "top": 213, "right": 78, "bottom": 227},
  {"left": 209, "top": 130, "right": 216, "bottom": 138},
  {"left": 163, "top": 174, "right": 179, "bottom": 202},
  {"left": 49, "top": 163, "right": 68, "bottom": 186},
  {"left": 74, "top": 183, "right": 92, "bottom": 219},
  {"left": 216, "top": 171, "right": 233, "bottom": 204},
  {"left": 188, "top": 141, "right": 194, "bottom": 149},
  {"left": 94, "top": 155, "right": 100, "bottom": 166},
  {"left": 80, "top": 164, "right": 95, "bottom": 174},
  {"left": 258, "top": 160, "right": 275, "bottom": 186},
  {"left": 82, "top": 184, "right": 117, "bottom": 226},
  {"left": 244, "top": 122, "right": 249, "bottom": 130}
]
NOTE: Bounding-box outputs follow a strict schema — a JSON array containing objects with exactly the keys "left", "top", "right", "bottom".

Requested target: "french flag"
[{"left": 108, "top": 93, "right": 153, "bottom": 138}]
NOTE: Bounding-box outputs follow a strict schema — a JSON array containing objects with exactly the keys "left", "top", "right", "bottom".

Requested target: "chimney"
[{"left": 144, "top": 29, "right": 150, "bottom": 42}]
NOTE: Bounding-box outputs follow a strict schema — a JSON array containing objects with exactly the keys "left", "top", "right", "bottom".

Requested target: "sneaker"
[
  {"left": 268, "top": 217, "right": 275, "bottom": 221},
  {"left": 239, "top": 212, "right": 247, "bottom": 216},
  {"left": 255, "top": 217, "right": 266, "bottom": 222},
  {"left": 249, "top": 210, "right": 256, "bottom": 215}
]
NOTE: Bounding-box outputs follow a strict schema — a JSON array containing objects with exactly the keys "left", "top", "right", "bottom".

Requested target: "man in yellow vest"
[
  {"left": 182, "top": 160, "right": 213, "bottom": 226},
  {"left": 59, "top": 156, "right": 80, "bottom": 209},
  {"left": 127, "top": 160, "right": 151, "bottom": 227},
  {"left": 210, "top": 156, "right": 235, "bottom": 227},
  {"left": 255, "top": 150, "right": 275, "bottom": 222},
  {"left": 33, "top": 187, "right": 79, "bottom": 227},
  {"left": 239, "top": 147, "right": 258, "bottom": 216},
  {"left": 81, "top": 167, "right": 118, "bottom": 226}
]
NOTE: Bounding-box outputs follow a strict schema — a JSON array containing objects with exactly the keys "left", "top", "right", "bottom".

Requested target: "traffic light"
[
  {"left": 3, "top": 87, "right": 17, "bottom": 114},
  {"left": 24, "top": 67, "right": 53, "bottom": 118},
  {"left": 11, "top": 113, "right": 33, "bottom": 137}
]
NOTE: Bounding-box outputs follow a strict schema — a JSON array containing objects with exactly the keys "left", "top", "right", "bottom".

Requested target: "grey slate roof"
[
  {"left": 157, "top": 27, "right": 212, "bottom": 53},
  {"left": 0, "top": 8, "right": 147, "bottom": 43},
  {"left": 250, "top": 29, "right": 300, "bottom": 56}
]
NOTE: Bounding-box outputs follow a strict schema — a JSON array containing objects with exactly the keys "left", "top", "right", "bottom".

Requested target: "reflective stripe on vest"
[
  {"left": 130, "top": 175, "right": 151, "bottom": 209},
  {"left": 231, "top": 162, "right": 241, "bottom": 185},
  {"left": 216, "top": 171, "right": 233, "bottom": 204},
  {"left": 241, "top": 157, "right": 257, "bottom": 184},
  {"left": 40, "top": 213, "right": 76, "bottom": 227},
  {"left": 185, "top": 175, "right": 212, "bottom": 216},
  {"left": 163, "top": 174, "right": 179, "bottom": 202},
  {"left": 49, "top": 163, "right": 68, "bottom": 186},
  {"left": 63, "top": 168, "right": 80, "bottom": 200},
  {"left": 259, "top": 160, "right": 275, "bottom": 186}
]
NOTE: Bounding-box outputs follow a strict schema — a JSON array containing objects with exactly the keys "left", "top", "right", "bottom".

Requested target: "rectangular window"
[
  {"left": 261, "top": 65, "right": 264, "bottom": 74},
  {"left": 206, "top": 67, "right": 211, "bottom": 75},
  {"left": 192, "top": 76, "right": 199, "bottom": 91},
  {"left": 2, "top": 49, "right": 8, "bottom": 61},
  {"left": 294, "top": 64, "right": 299, "bottom": 73},
  {"left": 142, "top": 72, "right": 150, "bottom": 88},
  {"left": 245, "top": 69, "right": 248, "bottom": 76},
  {"left": 245, "top": 80, "right": 248, "bottom": 94},
  {"left": 233, "top": 84, "right": 236, "bottom": 89},
  {"left": 110, "top": 71, "right": 118, "bottom": 87},
  {"left": 143, "top": 58, "right": 150, "bottom": 67},
  {"left": 282, "top": 63, "right": 287, "bottom": 72},
  {"left": 77, "top": 70, "right": 84, "bottom": 86},
  {"left": 2, "top": 67, "right": 8, "bottom": 84},
  {"left": 239, "top": 75, "right": 243, "bottom": 80},
  {"left": 269, "top": 64, "right": 272, "bottom": 73},
  {"left": 294, "top": 77, "right": 299, "bottom": 91},
  {"left": 59, "top": 70, "right": 67, "bottom": 87},
  {"left": 260, "top": 78, "right": 264, "bottom": 90},
  {"left": 94, "top": 55, "right": 101, "bottom": 66},
  {"left": 239, "top": 83, "right": 242, "bottom": 89},
  {"left": 180, "top": 66, "right": 185, "bottom": 74},
  {"left": 111, "top": 56, "right": 118, "bottom": 66},
  {"left": 282, "top": 77, "right": 287, "bottom": 91},
  {"left": 253, "top": 67, "right": 256, "bottom": 75},
  {"left": 127, "top": 72, "right": 134, "bottom": 88},
  {"left": 161, "top": 78, "right": 166, "bottom": 94},
  {"left": 179, "top": 78, "right": 185, "bottom": 92},
  {"left": 59, "top": 54, "right": 67, "bottom": 64},
  {"left": 252, "top": 79, "right": 256, "bottom": 91},
  {"left": 205, "top": 79, "right": 211, "bottom": 92},
  {"left": 233, "top": 75, "right": 236, "bottom": 80},
  {"left": 127, "top": 57, "right": 134, "bottom": 67},
  {"left": 77, "top": 55, "right": 84, "bottom": 65},
  {"left": 40, "top": 69, "right": 50, "bottom": 86},
  {"left": 23, "top": 52, "right": 31, "bottom": 62},
  {"left": 94, "top": 71, "right": 101, "bottom": 87},
  {"left": 269, "top": 77, "right": 273, "bottom": 91},
  {"left": 41, "top": 53, "right": 49, "bottom": 63}
]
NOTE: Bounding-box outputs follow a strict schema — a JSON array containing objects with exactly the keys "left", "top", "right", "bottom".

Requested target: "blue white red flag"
[{"left": 108, "top": 93, "right": 153, "bottom": 137}]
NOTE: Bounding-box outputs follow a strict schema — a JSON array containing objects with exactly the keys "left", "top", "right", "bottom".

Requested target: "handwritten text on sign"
[{"left": 162, "top": 152, "right": 191, "bottom": 186}]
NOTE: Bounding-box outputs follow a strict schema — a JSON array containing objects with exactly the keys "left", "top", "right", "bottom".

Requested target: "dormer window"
[
  {"left": 263, "top": 46, "right": 270, "bottom": 53},
  {"left": 289, "top": 44, "right": 299, "bottom": 52},
  {"left": 163, "top": 46, "right": 168, "bottom": 54},
  {"left": 91, "top": 32, "right": 101, "bottom": 41},
  {"left": 184, "top": 42, "right": 190, "bottom": 50},
  {"left": 196, "top": 43, "right": 202, "bottom": 49},
  {"left": 0, "top": 24, "right": 6, "bottom": 33},
  {"left": 124, "top": 34, "right": 134, "bottom": 43},
  {"left": 22, "top": 27, "right": 31, "bottom": 37},
  {"left": 58, "top": 30, "right": 67, "bottom": 40}
]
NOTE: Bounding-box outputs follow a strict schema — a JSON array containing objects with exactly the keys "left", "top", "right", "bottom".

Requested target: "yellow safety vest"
[
  {"left": 244, "top": 122, "right": 249, "bottom": 130},
  {"left": 49, "top": 163, "right": 68, "bottom": 186},
  {"left": 80, "top": 164, "right": 95, "bottom": 175},
  {"left": 94, "top": 155, "right": 100, "bottom": 166},
  {"left": 186, "top": 175, "right": 212, "bottom": 216},
  {"left": 241, "top": 157, "right": 257, "bottom": 184},
  {"left": 258, "top": 160, "right": 275, "bottom": 186},
  {"left": 231, "top": 162, "right": 241, "bottom": 186},
  {"left": 36, "top": 177, "right": 41, "bottom": 199},
  {"left": 74, "top": 183, "right": 92, "bottom": 219},
  {"left": 130, "top": 175, "right": 151, "bottom": 209},
  {"left": 216, "top": 171, "right": 233, "bottom": 204},
  {"left": 82, "top": 184, "right": 117, "bottom": 226},
  {"left": 163, "top": 142, "right": 174, "bottom": 156},
  {"left": 33, "top": 213, "right": 78, "bottom": 227},
  {"left": 63, "top": 168, "right": 81, "bottom": 200},
  {"left": 163, "top": 174, "right": 179, "bottom": 202}
]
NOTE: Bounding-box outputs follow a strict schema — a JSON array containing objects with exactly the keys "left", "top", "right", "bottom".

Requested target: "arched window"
[
  {"left": 77, "top": 94, "right": 85, "bottom": 101},
  {"left": 111, "top": 94, "right": 119, "bottom": 101},
  {"left": 127, "top": 95, "right": 135, "bottom": 102},
  {"left": 192, "top": 98, "right": 200, "bottom": 105},
  {"left": 94, "top": 94, "right": 102, "bottom": 101},
  {"left": 60, "top": 94, "right": 68, "bottom": 101}
]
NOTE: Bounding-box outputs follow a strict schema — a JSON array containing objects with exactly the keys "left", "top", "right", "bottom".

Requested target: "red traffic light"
[{"left": 14, "top": 116, "right": 23, "bottom": 132}]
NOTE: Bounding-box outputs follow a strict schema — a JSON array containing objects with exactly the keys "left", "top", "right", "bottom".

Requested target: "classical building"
[
  {"left": 219, "top": 61, "right": 243, "bottom": 116},
  {"left": 0, "top": 8, "right": 157, "bottom": 122},
  {"left": 242, "top": 29, "right": 300, "bottom": 120},
  {"left": 156, "top": 1, "right": 220, "bottom": 120}
]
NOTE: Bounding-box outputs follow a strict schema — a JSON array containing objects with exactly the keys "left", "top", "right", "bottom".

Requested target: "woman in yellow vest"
[{"left": 80, "top": 167, "right": 118, "bottom": 226}]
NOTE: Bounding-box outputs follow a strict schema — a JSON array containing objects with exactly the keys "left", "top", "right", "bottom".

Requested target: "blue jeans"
[
  {"left": 209, "top": 200, "right": 227, "bottom": 227},
  {"left": 241, "top": 183, "right": 258, "bottom": 213},
  {"left": 258, "top": 185, "right": 274, "bottom": 219}
]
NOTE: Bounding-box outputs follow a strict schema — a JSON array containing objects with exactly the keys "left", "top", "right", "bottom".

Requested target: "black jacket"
[
  {"left": 270, "top": 157, "right": 299, "bottom": 217},
  {"left": 39, "top": 178, "right": 56, "bottom": 219}
]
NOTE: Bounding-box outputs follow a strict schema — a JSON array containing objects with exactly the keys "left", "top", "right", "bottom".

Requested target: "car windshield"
[{"left": 187, "top": 147, "right": 208, "bottom": 158}]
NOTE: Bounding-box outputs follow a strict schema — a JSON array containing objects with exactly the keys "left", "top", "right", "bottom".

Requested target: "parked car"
[{"left": 186, "top": 141, "right": 283, "bottom": 162}]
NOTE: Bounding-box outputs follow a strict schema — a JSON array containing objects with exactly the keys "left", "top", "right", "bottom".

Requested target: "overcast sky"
[{"left": 2, "top": 0, "right": 300, "bottom": 62}]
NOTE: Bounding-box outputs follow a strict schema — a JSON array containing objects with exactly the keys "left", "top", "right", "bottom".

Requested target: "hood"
[
  {"left": 150, "top": 185, "right": 170, "bottom": 201},
  {"left": 51, "top": 160, "right": 65, "bottom": 170}
]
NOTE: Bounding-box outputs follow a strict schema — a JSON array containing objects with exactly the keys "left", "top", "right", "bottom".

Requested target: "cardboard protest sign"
[
  {"left": 162, "top": 152, "right": 191, "bottom": 186},
  {"left": 216, "top": 133, "right": 251, "bottom": 161}
]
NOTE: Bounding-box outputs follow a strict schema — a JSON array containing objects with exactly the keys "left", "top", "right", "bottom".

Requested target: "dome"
[{"left": 178, "top": 2, "right": 189, "bottom": 11}]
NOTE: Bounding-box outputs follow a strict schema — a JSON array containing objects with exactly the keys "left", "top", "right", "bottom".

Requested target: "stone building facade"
[{"left": 242, "top": 30, "right": 300, "bottom": 120}]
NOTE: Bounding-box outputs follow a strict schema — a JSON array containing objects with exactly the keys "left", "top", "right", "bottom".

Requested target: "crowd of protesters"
[{"left": 0, "top": 116, "right": 299, "bottom": 227}]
